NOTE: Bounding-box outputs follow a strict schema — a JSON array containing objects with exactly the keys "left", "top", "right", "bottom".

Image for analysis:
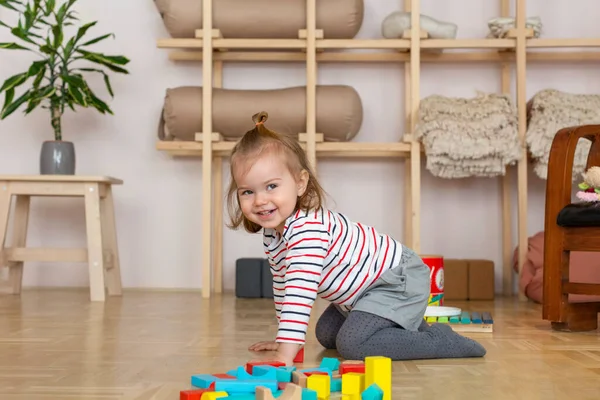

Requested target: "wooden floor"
[{"left": 1, "top": 290, "right": 599, "bottom": 400}]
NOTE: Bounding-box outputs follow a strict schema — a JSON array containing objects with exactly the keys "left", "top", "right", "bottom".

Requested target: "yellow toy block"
[
  {"left": 341, "top": 372, "right": 364, "bottom": 396},
  {"left": 365, "top": 356, "right": 391, "bottom": 400},
  {"left": 200, "top": 392, "right": 228, "bottom": 400},
  {"left": 307, "top": 374, "right": 330, "bottom": 398}
]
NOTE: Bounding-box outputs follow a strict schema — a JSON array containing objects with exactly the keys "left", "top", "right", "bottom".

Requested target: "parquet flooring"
[{"left": 1, "top": 289, "right": 599, "bottom": 399}]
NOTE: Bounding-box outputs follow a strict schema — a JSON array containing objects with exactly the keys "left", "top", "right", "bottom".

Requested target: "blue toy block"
[
  {"left": 460, "top": 311, "right": 471, "bottom": 324},
  {"left": 470, "top": 311, "right": 482, "bottom": 323},
  {"left": 301, "top": 388, "right": 318, "bottom": 400},
  {"left": 250, "top": 365, "right": 279, "bottom": 381},
  {"left": 319, "top": 357, "right": 340, "bottom": 372},
  {"left": 331, "top": 377, "right": 342, "bottom": 392},
  {"left": 190, "top": 374, "right": 218, "bottom": 389},
  {"left": 276, "top": 368, "right": 293, "bottom": 383},
  {"left": 362, "top": 383, "right": 384, "bottom": 400},
  {"left": 482, "top": 311, "right": 494, "bottom": 324},
  {"left": 214, "top": 379, "right": 279, "bottom": 394}
]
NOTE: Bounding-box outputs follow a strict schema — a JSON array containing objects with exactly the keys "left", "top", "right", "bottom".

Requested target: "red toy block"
[
  {"left": 245, "top": 360, "right": 286, "bottom": 374},
  {"left": 293, "top": 348, "right": 304, "bottom": 363},
  {"left": 304, "top": 371, "right": 329, "bottom": 377},
  {"left": 339, "top": 361, "right": 365, "bottom": 375},
  {"left": 278, "top": 382, "right": 289, "bottom": 390},
  {"left": 180, "top": 389, "right": 211, "bottom": 400}
]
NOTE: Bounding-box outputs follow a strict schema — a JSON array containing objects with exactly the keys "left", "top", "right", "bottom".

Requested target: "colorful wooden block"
[
  {"left": 200, "top": 393, "right": 228, "bottom": 400},
  {"left": 361, "top": 383, "right": 384, "bottom": 400},
  {"left": 307, "top": 374, "right": 330, "bottom": 398},
  {"left": 482, "top": 311, "right": 494, "bottom": 324},
  {"left": 293, "top": 347, "right": 304, "bottom": 363},
  {"left": 319, "top": 357, "right": 340, "bottom": 371},
  {"left": 339, "top": 361, "right": 365, "bottom": 375},
  {"left": 342, "top": 372, "right": 365, "bottom": 396},
  {"left": 331, "top": 377, "right": 342, "bottom": 392},
  {"left": 298, "top": 367, "right": 332, "bottom": 377},
  {"left": 180, "top": 389, "right": 209, "bottom": 400},
  {"left": 365, "top": 356, "right": 391, "bottom": 400},
  {"left": 245, "top": 360, "right": 286, "bottom": 374},
  {"left": 214, "top": 379, "right": 279, "bottom": 394}
]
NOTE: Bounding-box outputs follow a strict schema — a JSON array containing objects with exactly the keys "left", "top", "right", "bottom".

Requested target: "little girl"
[{"left": 226, "top": 111, "right": 486, "bottom": 365}]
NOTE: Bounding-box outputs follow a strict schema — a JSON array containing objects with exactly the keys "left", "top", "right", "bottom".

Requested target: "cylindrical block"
[
  {"left": 158, "top": 86, "right": 363, "bottom": 142},
  {"left": 155, "top": 0, "right": 364, "bottom": 39}
]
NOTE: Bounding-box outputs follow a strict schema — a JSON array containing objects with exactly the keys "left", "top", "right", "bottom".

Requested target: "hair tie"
[{"left": 255, "top": 121, "right": 264, "bottom": 126}]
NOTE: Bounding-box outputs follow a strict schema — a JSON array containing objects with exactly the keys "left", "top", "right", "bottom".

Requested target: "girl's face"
[{"left": 234, "top": 152, "right": 308, "bottom": 234}]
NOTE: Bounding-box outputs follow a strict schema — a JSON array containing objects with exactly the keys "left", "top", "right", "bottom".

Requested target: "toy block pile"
[{"left": 180, "top": 353, "right": 392, "bottom": 399}]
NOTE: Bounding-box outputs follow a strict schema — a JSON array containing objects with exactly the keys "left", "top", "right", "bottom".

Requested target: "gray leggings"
[{"left": 315, "top": 304, "right": 486, "bottom": 360}]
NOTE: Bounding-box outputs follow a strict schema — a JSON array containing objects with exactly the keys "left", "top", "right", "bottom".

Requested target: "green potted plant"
[{"left": 0, "top": 0, "right": 130, "bottom": 175}]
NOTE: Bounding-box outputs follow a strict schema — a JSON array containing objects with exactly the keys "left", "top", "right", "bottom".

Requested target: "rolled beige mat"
[
  {"left": 154, "top": 0, "right": 364, "bottom": 39},
  {"left": 158, "top": 86, "right": 363, "bottom": 142}
]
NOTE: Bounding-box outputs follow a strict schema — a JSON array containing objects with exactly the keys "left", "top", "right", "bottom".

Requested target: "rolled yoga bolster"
[
  {"left": 158, "top": 86, "right": 364, "bottom": 142},
  {"left": 154, "top": 0, "right": 364, "bottom": 39}
]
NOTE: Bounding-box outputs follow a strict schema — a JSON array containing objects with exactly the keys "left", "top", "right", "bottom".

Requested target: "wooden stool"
[{"left": 0, "top": 175, "right": 123, "bottom": 301}]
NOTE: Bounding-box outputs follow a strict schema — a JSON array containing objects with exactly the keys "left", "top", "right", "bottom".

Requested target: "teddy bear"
[{"left": 576, "top": 166, "right": 600, "bottom": 202}]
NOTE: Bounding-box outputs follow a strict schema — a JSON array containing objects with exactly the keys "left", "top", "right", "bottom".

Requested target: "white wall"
[{"left": 0, "top": 0, "right": 598, "bottom": 294}]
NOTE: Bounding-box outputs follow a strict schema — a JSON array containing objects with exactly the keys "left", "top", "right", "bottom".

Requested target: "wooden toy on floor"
[
  {"left": 181, "top": 355, "right": 390, "bottom": 399},
  {"left": 425, "top": 310, "right": 494, "bottom": 333}
]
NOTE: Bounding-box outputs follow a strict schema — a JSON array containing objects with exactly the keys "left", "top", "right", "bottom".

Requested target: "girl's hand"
[{"left": 248, "top": 341, "right": 279, "bottom": 351}]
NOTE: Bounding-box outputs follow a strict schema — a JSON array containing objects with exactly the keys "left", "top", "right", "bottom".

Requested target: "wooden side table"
[{"left": 0, "top": 175, "right": 123, "bottom": 301}]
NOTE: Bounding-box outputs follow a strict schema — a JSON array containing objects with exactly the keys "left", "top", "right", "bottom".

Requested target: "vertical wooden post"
[
  {"left": 409, "top": 0, "right": 421, "bottom": 254},
  {"left": 305, "top": 0, "right": 317, "bottom": 171},
  {"left": 500, "top": 0, "right": 514, "bottom": 297},
  {"left": 201, "top": 0, "right": 214, "bottom": 298},
  {"left": 515, "top": 0, "right": 529, "bottom": 301},
  {"left": 403, "top": 0, "right": 413, "bottom": 249},
  {"left": 213, "top": 60, "right": 223, "bottom": 294}
]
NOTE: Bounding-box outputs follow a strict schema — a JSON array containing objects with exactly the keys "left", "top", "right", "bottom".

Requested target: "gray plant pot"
[{"left": 40, "top": 141, "right": 76, "bottom": 175}]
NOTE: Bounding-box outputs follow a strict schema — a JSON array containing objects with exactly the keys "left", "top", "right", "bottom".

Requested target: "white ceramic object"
[
  {"left": 381, "top": 12, "right": 458, "bottom": 39},
  {"left": 487, "top": 16, "right": 542, "bottom": 38},
  {"left": 424, "top": 306, "right": 462, "bottom": 317}
]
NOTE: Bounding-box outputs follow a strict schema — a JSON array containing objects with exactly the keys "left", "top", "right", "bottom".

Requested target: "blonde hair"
[{"left": 226, "top": 111, "right": 326, "bottom": 233}]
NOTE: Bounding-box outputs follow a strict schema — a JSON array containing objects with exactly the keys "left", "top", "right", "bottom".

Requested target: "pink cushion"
[{"left": 513, "top": 231, "right": 600, "bottom": 303}]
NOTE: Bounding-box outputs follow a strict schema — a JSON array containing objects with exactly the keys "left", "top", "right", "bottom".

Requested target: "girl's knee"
[{"left": 335, "top": 327, "right": 363, "bottom": 360}]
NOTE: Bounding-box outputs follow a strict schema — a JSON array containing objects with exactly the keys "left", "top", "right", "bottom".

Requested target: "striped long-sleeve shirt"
[{"left": 263, "top": 207, "right": 403, "bottom": 345}]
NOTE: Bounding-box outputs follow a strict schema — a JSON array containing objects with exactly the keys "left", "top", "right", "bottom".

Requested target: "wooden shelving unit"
[{"left": 154, "top": 0, "right": 600, "bottom": 299}]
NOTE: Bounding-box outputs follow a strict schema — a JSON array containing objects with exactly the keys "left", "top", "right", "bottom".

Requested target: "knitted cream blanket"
[
  {"left": 414, "top": 92, "right": 522, "bottom": 179},
  {"left": 527, "top": 89, "right": 600, "bottom": 181}
]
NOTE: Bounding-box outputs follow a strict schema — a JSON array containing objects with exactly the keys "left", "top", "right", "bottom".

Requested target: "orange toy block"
[
  {"left": 180, "top": 389, "right": 210, "bottom": 400},
  {"left": 304, "top": 371, "right": 329, "bottom": 377},
  {"left": 245, "top": 360, "right": 286, "bottom": 374},
  {"left": 293, "top": 347, "right": 304, "bottom": 363}
]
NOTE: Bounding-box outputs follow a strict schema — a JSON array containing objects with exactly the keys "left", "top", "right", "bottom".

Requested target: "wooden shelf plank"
[
  {"left": 528, "top": 38, "right": 600, "bottom": 48},
  {"left": 155, "top": 141, "right": 414, "bottom": 158},
  {"left": 317, "top": 39, "right": 410, "bottom": 49},
  {"left": 167, "top": 49, "right": 600, "bottom": 63},
  {"left": 420, "top": 39, "right": 515, "bottom": 49}
]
